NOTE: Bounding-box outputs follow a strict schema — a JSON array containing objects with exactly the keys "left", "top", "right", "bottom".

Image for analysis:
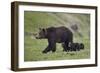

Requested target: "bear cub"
[{"left": 68, "top": 43, "right": 84, "bottom": 51}]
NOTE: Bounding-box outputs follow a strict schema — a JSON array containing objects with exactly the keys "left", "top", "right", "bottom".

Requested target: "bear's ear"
[
  {"left": 42, "top": 28, "right": 47, "bottom": 35},
  {"left": 39, "top": 28, "right": 42, "bottom": 30},
  {"left": 42, "top": 28, "right": 46, "bottom": 32}
]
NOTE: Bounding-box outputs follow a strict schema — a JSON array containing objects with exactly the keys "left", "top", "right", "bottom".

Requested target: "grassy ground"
[{"left": 24, "top": 11, "right": 90, "bottom": 61}]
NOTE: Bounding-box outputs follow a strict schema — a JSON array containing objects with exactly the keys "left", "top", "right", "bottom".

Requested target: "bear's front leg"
[
  {"left": 42, "top": 39, "right": 56, "bottom": 53},
  {"left": 42, "top": 45, "right": 51, "bottom": 53},
  {"left": 51, "top": 44, "right": 56, "bottom": 53},
  {"left": 42, "top": 44, "right": 56, "bottom": 53}
]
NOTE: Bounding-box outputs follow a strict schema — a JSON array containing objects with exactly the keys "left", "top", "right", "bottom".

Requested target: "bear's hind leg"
[{"left": 62, "top": 42, "right": 70, "bottom": 52}]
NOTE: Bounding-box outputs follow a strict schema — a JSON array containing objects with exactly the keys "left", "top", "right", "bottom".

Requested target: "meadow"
[{"left": 24, "top": 11, "right": 90, "bottom": 61}]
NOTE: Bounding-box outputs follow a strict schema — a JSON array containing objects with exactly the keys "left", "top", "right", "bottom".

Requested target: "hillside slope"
[{"left": 24, "top": 11, "right": 90, "bottom": 61}]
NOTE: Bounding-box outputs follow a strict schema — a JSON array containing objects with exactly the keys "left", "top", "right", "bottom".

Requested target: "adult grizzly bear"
[{"left": 36, "top": 26, "right": 73, "bottom": 53}]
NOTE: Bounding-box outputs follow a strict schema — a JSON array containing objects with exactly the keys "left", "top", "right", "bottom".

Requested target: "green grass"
[{"left": 24, "top": 11, "right": 90, "bottom": 61}]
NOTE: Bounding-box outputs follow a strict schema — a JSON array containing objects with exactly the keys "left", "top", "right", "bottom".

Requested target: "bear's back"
[{"left": 46, "top": 26, "right": 73, "bottom": 43}]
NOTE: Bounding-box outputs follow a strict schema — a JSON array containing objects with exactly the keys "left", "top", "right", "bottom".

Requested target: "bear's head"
[
  {"left": 79, "top": 43, "right": 84, "bottom": 50},
  {"left": 35, "top": 28, "right": 47, "bottom": 39}
]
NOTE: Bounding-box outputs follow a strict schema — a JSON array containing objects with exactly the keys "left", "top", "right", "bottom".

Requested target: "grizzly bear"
[
  {"left": 35, "top": 26, "right": 73, "bottom": 53},
  {"left": 68, "top": 43, "right": 84, "bottom": 51}
]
